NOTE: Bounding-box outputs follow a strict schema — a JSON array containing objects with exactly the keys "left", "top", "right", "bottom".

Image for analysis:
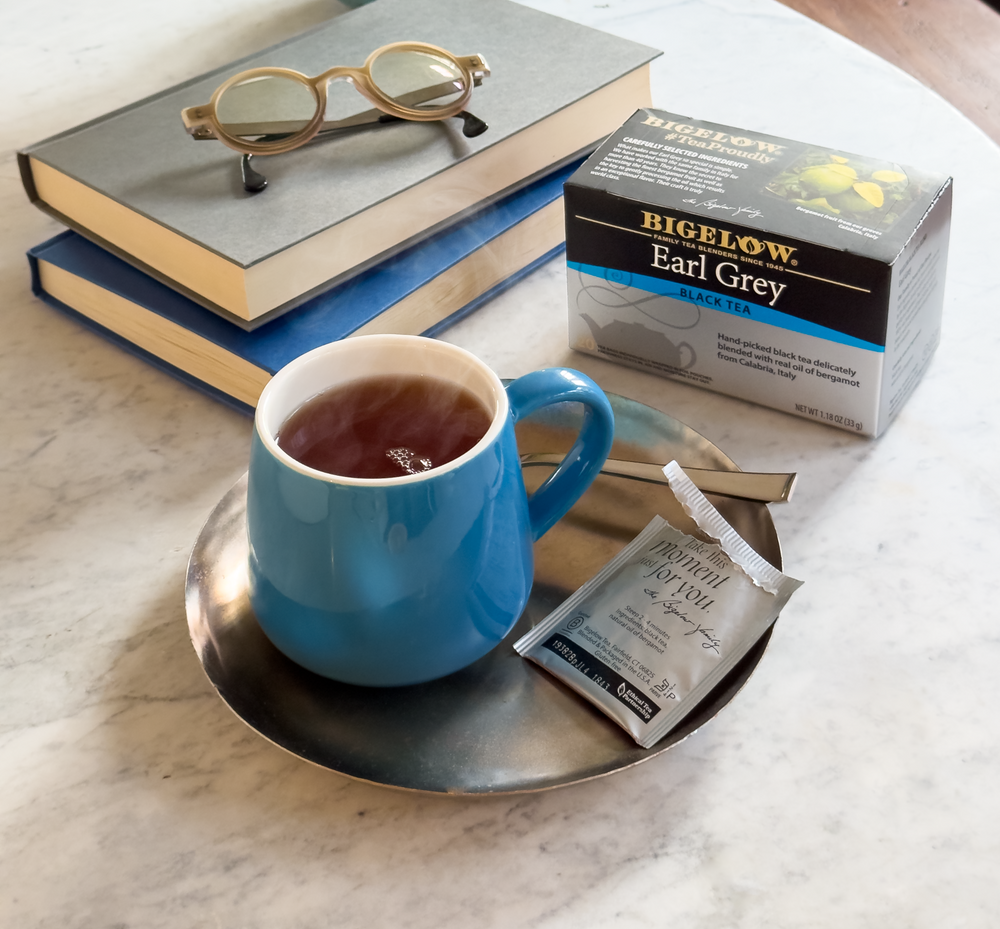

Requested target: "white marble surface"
[{"left": 3, "top": 0, "right": 999, "bottom": 926}]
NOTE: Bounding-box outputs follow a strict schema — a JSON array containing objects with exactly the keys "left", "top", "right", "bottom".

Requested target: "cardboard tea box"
[{"left": 564, "top": 108, "right": 952, "bottom": 436}]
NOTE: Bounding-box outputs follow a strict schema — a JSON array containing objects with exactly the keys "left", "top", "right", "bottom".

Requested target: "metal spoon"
[{"left": 520, "top": 453, "right": 797, "bottom": 503}]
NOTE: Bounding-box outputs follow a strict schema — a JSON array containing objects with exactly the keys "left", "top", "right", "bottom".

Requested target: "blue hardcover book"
[{"left": 28, "top": 159, "right": 579, "bottom": 416}]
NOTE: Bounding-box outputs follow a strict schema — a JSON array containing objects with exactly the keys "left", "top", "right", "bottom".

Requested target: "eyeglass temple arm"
[
  {"left": 314, "top": 76, "right": 489, "bottom": 136},
  {"left": 313, "top": 110, "right": 487, "bottom": 140},
  {"left": 330, "top": 73, "right": 488, "bottom": 125},
  {"left": 206, "top": 76, "right": 487, "bottom": 138},
  {"left": 240, "top": 107, "right": 485, "bottom": 193},
  {"left": 240, "top": 154, "right": 268, "bottom": 193},
  {"left": 323, "top": 108, "right": 486, "bottom": 138},
  {"left": 236, "top": 67, "right": 490, "bottom": 194}
]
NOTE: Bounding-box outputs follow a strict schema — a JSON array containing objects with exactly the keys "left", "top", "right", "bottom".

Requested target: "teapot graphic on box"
[{"left": 578, "top": 314, "right": 697, "bottom": 371}]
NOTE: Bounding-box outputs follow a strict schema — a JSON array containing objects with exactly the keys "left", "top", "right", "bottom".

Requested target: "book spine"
[
  {"left": 28, "top": 247, "right": 257, "bottom": 417},
  {"left": 28, "top": 239, "right": 568, "bottom": 414}
]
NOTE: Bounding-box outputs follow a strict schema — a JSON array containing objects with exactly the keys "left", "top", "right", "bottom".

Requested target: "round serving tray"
[{"left": 185, "top": 391, "right": 781, "bottom": 794}]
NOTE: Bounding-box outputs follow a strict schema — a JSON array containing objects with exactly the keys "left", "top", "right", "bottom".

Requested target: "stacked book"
[{"left": 20, "top": 0, "right": 660, "bottom": 413}]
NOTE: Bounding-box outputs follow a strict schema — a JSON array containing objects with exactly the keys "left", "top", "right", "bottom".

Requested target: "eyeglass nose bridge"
[{"left": 311, "top": 65, "right": 377, "bottom": 123}]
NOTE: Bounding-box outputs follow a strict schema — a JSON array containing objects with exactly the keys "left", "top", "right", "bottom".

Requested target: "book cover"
[
  {"left": 19, "top": 0, "right": 659, "bottom": 325},
  {"left": 28, "top": 158, "right": 579, "bottom": 415}
]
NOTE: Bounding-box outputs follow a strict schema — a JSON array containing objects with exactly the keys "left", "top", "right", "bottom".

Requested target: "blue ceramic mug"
[{"left": 247, "top": 334, "right": 614, "bottom": 686}]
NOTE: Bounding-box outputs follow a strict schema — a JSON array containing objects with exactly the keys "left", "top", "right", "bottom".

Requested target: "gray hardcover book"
[{"left": 19, "top": 0, "right": 659, "bottom": 327}]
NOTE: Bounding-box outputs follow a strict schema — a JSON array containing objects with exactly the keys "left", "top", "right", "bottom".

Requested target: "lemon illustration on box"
[
  {"left": 564, "top": 109, "right": 952, "bottom": 437},
  {"left": 769, "top": 150, "right": 912, "bottom": 227}
]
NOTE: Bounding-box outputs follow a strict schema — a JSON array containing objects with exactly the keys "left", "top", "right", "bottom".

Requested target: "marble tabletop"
[{"left": 3, "top": 1, "right": 999, "bottom": 926}]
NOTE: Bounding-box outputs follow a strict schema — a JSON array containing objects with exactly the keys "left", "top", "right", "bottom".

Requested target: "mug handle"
[{"left": 506, "top": 368, "right": 615, "bottom": 541}]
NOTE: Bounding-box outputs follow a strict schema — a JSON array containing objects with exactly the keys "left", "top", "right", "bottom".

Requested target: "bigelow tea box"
[{"left": 565, "top": 108, "right": 952, "bottom": 436}]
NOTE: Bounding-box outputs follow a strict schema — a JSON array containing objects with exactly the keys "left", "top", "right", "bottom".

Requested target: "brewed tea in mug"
[{"left": 277, "top": 374, "right": 492, "bottom": 479}]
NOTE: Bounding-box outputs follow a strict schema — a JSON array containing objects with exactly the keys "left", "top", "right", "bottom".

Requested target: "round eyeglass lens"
[
  {"left": 370, "top": 50, "right": 466, "bottom": 111},
  {"left": 216, "top": 74, "right": 318, "bottom": 142}
]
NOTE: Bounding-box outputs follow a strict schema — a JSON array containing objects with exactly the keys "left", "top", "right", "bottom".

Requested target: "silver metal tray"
[{"left": 186, "top": 391, "right": 782, "bottom": 794}]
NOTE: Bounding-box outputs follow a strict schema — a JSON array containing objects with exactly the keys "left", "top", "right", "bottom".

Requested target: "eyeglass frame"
[{"left": 180, "top": 41, "right": 491, "bottom": 157}]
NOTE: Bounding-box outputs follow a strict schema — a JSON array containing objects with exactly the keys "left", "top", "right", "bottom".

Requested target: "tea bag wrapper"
[{"left": 514, "top": 461, "right": 803, "bottom": 749}]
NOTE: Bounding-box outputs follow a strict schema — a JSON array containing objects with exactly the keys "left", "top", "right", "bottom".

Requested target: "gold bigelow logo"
[
  {"left": 639, "top": 114, "right": 787, "bottom": 160},
  {"left": 639, "top": 213, "right": 798, "bottom": 265}
]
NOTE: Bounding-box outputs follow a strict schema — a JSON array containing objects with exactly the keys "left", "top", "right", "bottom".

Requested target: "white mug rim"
[{"left": 254, "top": 335, "right": 509, "bottom": 486}]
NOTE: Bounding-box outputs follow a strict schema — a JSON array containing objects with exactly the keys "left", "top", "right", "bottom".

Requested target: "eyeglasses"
[{"left": 181, "top": 41, "right": 491, "bottom": 192}]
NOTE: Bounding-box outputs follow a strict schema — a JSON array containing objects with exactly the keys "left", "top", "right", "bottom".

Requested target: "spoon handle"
[{"left": 520, "top": 453, "right": 797, "bottom": 503}]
